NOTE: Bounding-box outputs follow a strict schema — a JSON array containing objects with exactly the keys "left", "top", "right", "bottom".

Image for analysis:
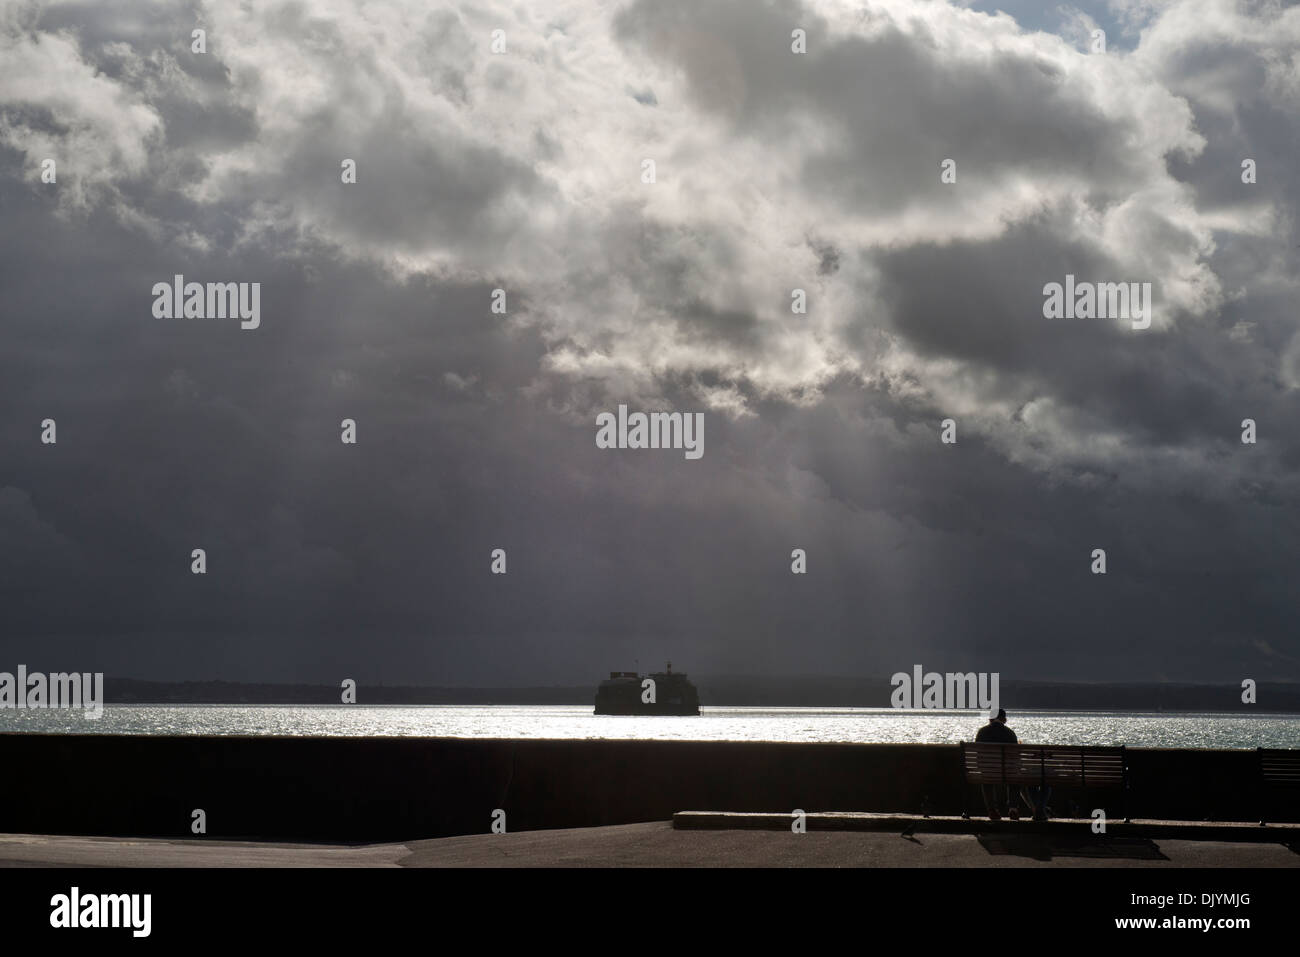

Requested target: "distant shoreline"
[{"left": 97, "top": 677, "right": 1300, "bottom": 712}]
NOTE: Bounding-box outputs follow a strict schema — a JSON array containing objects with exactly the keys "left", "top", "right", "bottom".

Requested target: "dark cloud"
[{"left": 0, "top": 0, "right": 1298, "bottom": 688}]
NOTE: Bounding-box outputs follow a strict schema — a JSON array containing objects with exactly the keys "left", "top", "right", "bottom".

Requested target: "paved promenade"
[{"left": 1, "top": 816, "right": 1297, "bottom": 867}]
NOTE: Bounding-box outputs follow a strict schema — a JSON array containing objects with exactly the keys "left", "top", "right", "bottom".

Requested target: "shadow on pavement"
[{"left": 976, "top": 834, "right": 1168, "bottom": 862}]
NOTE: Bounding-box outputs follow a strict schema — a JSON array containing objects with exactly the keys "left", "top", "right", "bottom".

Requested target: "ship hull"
[{"left": 593, "top": 701, "right": 700, "bottom": 716}]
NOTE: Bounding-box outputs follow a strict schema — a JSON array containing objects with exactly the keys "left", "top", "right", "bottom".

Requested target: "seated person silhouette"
[
  {"left": 974, "top": 709, "right": 1052, "bottom": 821},
  {"left": 975, "top": 708, "right": 1017, "bottom": 820}
]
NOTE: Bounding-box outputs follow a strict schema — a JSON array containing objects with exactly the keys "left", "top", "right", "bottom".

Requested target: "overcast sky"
[{"left": 2, "top": 0, "right": 1299, "bottom": 686}]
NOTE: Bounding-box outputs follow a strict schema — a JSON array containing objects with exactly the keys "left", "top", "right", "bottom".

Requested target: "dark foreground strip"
[{"left": 0, "top": 866, "right": 1287, "bottom": 945}]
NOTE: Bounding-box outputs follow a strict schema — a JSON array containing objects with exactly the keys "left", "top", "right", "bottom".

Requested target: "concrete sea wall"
[{"left": 0, "top": 735, "right": 1292, "bottom": 842}]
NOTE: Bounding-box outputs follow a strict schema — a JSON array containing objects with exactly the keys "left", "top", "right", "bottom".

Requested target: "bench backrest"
[
  {"left": 961, "top": 742, "right": 1126, "bottom": 788},
  {"left": 1260, "top": 748, "right": 1300, "bottom": 787}
]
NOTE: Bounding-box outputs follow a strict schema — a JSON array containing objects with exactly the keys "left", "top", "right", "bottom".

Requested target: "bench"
[
  {"left": 1258, "top": 748, "right": 1300, "bottom": 825},
  {"left": 960, "top": 742, "right": 1129, "bottom": 822}
]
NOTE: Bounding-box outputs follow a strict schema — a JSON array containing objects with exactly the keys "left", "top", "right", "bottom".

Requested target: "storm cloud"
[{"left": 1, "top": 0, "right": 1298, "bottom": 686}]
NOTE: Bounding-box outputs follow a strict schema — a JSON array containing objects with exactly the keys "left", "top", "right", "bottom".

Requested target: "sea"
[{"left": 0, "top": 705, "right": 1297, "bottom": 749}]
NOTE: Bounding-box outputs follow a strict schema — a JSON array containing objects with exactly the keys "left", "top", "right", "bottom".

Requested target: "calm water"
[{"left": 1, "top": 705, "right": 1297, "bottom": 749}]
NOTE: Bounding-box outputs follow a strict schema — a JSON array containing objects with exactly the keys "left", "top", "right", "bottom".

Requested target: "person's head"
[{"left": 990, "top": 708, "right": 1007, "bottom": 724}]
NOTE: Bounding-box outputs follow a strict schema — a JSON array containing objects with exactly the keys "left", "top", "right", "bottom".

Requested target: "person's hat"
[{"left": 992, "top": 708, "right": 1007, "bottom": 721}]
